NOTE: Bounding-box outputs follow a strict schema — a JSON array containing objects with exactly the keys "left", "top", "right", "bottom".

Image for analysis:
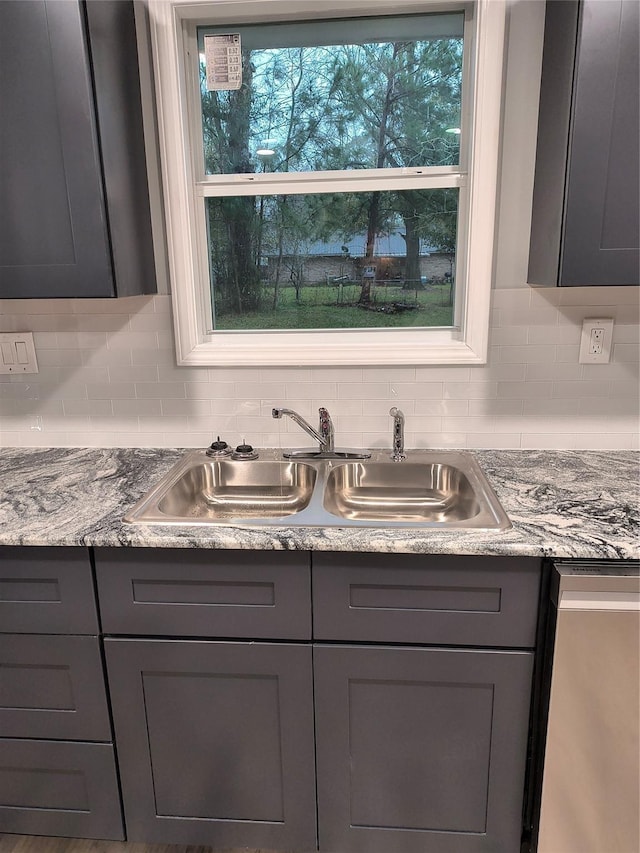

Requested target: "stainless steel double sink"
[{"left": 124, "top": 449, "right": 511, "bottom": 530}]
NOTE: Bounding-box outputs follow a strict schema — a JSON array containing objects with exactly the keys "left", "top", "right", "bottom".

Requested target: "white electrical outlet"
[
  {"left": 0, "top": 332, "right": 39, "bottom": 374},
  {"left": 579, "top": 318, "right": 614, "bottom": 364}
]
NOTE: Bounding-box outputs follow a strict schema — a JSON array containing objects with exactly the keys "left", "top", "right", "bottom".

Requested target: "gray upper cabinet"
[
  {"left": 529, "top": 0, "right": 639, "bottom": 286},
  {"left": 0, "top": 0, "right": 156, "bottom": 298}
]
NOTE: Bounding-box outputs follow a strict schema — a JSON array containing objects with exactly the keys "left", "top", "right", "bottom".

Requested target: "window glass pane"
[
  {"left": 198, "top": 14, "right": 463, "bottom": 175},
  {"left": 205, "top": 188, "right": 458, "bottom": 331}
]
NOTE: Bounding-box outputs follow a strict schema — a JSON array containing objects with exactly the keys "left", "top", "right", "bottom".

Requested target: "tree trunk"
[{"left": 359, "top": 45, "right": 400, "bottom": 306}]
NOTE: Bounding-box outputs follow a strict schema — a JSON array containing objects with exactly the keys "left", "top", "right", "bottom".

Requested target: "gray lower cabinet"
[
  {"left": 0, "top": 546, "right": 124, "bottom": 840},
  {"left": 314, "top": 644, "right": 534, "bottom": 853},
  {"left": 95, "top": 548, "right": 540, "bottom": 852},
  {"left": 104, "top": 638, "right": 317, "bottom": 850}
]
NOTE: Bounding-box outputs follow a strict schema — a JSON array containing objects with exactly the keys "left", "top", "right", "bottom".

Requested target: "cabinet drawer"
[
  {"left": 313, "top": 553, "right": 541, "bottom": 647},
  {"left": 0, "top": 635, "right": 111, "bottom": 741},
  {"left": 95, "top": 548, "right": 311, "bottom": 639},
  {"left": 0, "top": 738, "right": 124, "bottom": 840},
  {"left": 0, "top": 546, "right": 98, "bottom": 634}
]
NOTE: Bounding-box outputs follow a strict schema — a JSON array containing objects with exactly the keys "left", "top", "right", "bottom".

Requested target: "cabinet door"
[
  {"left": 0, "top": 0, "right": 113, "bottom": 297},
  {"left": 562, "top": 0, "right": 639, "bottom": 285},
  {"left": 315, "top": 645, "right": 533, "bottom": 853},
  {"left": 104, "top": 639, "right": 317, "bottom": 850},
  {"left": 529, "top": 0, "right": 639, "bottom": 286}
]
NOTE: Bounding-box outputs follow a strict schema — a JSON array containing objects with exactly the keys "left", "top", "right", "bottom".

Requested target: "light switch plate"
[
  {"left": 0, "top": 332, "right": 39, "bottom": 374},
  {"left": 578, "top": 318, "right": 614, "bottom": 364}
]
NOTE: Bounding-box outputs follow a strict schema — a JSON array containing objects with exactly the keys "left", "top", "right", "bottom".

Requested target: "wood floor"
[{"left": 0, "top": 838, "right": 282, "bottom": 853}]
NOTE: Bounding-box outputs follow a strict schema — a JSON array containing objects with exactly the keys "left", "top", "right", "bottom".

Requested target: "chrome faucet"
[
  {"left": 389, "top": 407, "right": 406, "bottom": 461},
  {"left": 272, "top": 406, "right": 370, "bottom": 459},
  {"left": 272, "top": 407, "right": 334, "bottom": 452}
]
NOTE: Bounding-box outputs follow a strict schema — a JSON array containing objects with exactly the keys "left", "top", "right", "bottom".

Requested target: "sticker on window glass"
[{"left": 204, "top": 34, "right": 242, "bottom": 91}]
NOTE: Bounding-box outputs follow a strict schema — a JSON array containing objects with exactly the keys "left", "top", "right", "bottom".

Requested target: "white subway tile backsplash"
[
  {"left": 612, "top": 343, "right": 640, "bottom": 362},
  {"left": 469, "top": 398, "right": 523, "bottom": 416},
  {"left": 551, "top": 380, "right": 612, "bottom": 399},
  {"left": 285, "top": 382, "right": 337, "bottom": 400},
  {"left": 555, "top": 344, "right": 581, "bottom": 363},
  {"left": 466, "top": 433, "right": 522, "bottom": 448},
  {"left": 112, "top": 399, "right": 163, "bottom": 417},
  {"left": 489, "top": 326, "right": 529, "bottom": 346},
  {"left": 445, "top": 382, "right": 497, "bottom": 399},
  {"left": 162, "top": 398, "right": 212, "bottom": 417},
  {"left": 499, "top": 345, "right": 556, "bottom": 363},
  {"left": 393, "top": 382, "right": 444, "bottom": 399},
  {"left": 1, "top": 287, "right": 638, "bottom": 449},
  {"left": 479, "top": 363, "right": 527, "bottom": 381},
  {"left": 109, "top": 366, "right": 159, "bottom": 384},
  {"left": 107, "top": 330, "right": 158, "bottom": 350},
  {"left": 87, "top": 383, "right": 135, "bottom": 400},
  {"left": 559, "top": 286, "right": 640, "bottom": 306},
  {"left": 414, "top": 400, "right": 464, "bottom": 416},
  {"left": 136, "top": 382, "right": 186, "bottom": 399},
  {"left": 63, "top": 400, "right": 113, "bottom": 417},
  {"left": 415, "top": 367, "right": 471, "bottom": 382},
  {"left": 337, "top": 382, "right": 390, "bottom": 400},
  {"left": 581, "top": 362, "right": 639, "bottom": 382},
  {"left": 498, "top": 381, "right": 552, "bottom": 399},
  {"left": 526, "top": 363, "right": 583, "bottom": 381}
]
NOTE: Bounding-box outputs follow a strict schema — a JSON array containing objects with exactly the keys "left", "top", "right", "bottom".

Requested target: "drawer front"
[
  {"left": 95, "top": 548, "right": 311, "bottom": 639},
  {"left": 0, "top": 738, "right": 124, "bottom": 840},
  {"left": 0, "top": 634, "right": 111, "bottom": 741},
  {"left": 313, "top": 553, "right": 541, "bottom": 648},
  {"left": 0, "top": 546, "right": 98, "bottom": 634}
]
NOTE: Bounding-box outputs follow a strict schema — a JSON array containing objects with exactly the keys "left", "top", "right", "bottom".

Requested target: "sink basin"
[
  {"left": 124, "top": 455, "right": 316, "bottom": 523},
  {"left": 124, "top": 449, "right": 510, "bottom": 530},
  {"left": 323, "top": 461, "right": 481, "bottom": 523}
]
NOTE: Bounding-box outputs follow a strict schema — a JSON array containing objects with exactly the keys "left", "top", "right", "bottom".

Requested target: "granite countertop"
[{"left": 0, "top": 447, "right": 638, "bottom": 558}]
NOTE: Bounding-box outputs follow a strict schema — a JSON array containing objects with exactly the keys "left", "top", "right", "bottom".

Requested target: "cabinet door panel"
[
  {"left": 0, "top": 635, "right": 111, "bottom": 741},
  {"left": 95, "top": 547, "right": 311, "bottom": 639},
  {"left": 104, "top": 639, "right": 316, "bottom": 849},
  {"left": 313, "top": 553, "right": 540, "bottom": 647},
  {"left": 562, "top": 0, "right": 639, "bottom": 285},
  {"left": 0, "top": 546, "right": 98, "bottom": 635},
  {"left": 315, "top": 645, "right": 533, "bottom": 853},
  {"left": 0, "top": 738, "right": 123, "bottom": 839},
  {"left": 0, "top": 0, "right": 113, "bottom": 297}
]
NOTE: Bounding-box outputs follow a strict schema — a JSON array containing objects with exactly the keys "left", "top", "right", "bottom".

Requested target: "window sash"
[{"left": 146, "top": 0, "right": 505, "bottom": 365}]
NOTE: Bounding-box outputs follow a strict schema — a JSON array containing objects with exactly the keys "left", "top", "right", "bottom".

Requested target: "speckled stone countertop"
[{"left": 0, "top": 447, "right": 638, "bottom": 558}]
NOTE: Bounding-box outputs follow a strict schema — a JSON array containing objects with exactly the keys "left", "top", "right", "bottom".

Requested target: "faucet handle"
[
  {"left": 318, "top": 407, "right": 334, "bottom": 451},
  {"left": 389, "top": 407, "right": 406, "bottom": 461}
]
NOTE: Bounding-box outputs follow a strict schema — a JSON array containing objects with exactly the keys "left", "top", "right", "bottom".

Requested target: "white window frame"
[{"left": 147, "top": 0, "right": 506, "bottom": 366}]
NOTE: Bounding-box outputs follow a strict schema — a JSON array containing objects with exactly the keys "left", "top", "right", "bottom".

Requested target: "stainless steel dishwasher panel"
[{"left": 537, "top": 561, "right": 640, "bottom": 853}]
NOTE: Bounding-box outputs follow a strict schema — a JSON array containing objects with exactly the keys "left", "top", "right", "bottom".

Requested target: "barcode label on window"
[{"left": 204, "top": 34, "right": 242, "bottom": 91}]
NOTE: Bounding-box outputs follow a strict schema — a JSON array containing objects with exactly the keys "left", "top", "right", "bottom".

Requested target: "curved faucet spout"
[{"left": 272, "top": 407, "right": 327, "bottom": 448}]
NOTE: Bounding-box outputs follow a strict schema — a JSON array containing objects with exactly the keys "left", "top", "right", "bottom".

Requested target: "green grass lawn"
[{"left": 215, "top": 283, "right": 454, "bottom": 330}]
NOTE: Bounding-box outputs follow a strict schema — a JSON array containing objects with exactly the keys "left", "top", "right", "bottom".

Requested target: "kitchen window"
[{"left": 147, "top": 0, "right": 506, "bottom": 365}]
